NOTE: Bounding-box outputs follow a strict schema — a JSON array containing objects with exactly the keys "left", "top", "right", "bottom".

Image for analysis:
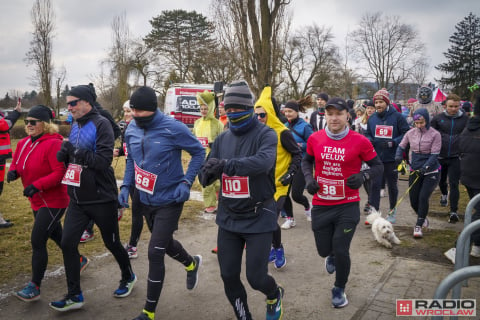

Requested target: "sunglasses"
[
  {"left": 24, "top": 119, "right": 40, "bottom": 125},
  {"left": 256, "top": 113, "right": 267, "bottom": 119},
  {"left": 67, "top": 99, "right": 81, "bottom": 107}
]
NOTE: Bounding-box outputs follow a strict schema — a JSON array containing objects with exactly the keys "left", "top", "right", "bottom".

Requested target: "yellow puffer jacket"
[{"left": 254, "top": 86, "right": 291, "bottom": 200}]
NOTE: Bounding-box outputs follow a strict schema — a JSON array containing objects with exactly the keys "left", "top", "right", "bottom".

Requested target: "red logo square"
[{"left": 397, "top": 300, "right": 413, "bottom": 316}]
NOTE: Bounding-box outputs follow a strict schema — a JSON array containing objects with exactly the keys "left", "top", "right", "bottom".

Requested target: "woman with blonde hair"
[{"left": 8, "top": 105, "right": 88, "bottom": 302}]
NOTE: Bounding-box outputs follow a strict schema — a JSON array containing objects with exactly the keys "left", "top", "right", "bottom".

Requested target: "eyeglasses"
[
  {"left": 24, "top": 119, "right": 40, "bottom": 125},
  {"left": 256, "top": 113, "right": 267, "bottom": 118},
  {"left": 67, "top": 99, "right": 81, "bottom": 107}
]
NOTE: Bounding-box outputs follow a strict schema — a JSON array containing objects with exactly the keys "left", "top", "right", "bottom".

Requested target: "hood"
[
  {"left": 254, "top": 86, "right": 287, "bottom": 134},
  {"left": 413, "top": 108, "right": 430, "bottom": 129},
  {"left": 443, "top": 109, "right": 464, "bottom": 119},
  {"left": 467, "top": 116, "right": 480, "bottom": 131},
  {"left": 34, "top": 132, "right": 64, "bottom": 143},
  {"left": 196, "top": 90, "right": 216, "bottom": 120}
]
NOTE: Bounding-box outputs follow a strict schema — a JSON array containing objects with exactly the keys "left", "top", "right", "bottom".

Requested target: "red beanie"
[{"left": 373, "top": 88, "right": 390, "bottom": 105}]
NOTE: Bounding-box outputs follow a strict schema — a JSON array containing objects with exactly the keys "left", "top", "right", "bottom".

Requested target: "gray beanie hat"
[{"left": 223, "top": 80, "right": 255, "bottom": 110}]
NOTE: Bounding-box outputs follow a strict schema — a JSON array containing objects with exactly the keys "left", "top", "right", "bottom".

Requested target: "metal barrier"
[{"left": 431, "top": 193, "right": 480, "bottom": 320}]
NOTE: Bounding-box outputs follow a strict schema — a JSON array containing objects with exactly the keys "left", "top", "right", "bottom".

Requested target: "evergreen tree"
[{"left": 436, "top": 13, "right": 480, "bottom": 99}]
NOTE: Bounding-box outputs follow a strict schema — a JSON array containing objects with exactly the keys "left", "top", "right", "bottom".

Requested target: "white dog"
[{"left": 366, "top": 209, "right": 401, "bottom": 248}]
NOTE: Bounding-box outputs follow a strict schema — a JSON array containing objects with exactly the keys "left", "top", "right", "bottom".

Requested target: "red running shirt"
[{"left": 306, "top": 130, "right": 377, "bottom": 206}]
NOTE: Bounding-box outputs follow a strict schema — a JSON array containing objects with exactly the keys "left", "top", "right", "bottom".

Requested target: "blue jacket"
[
  {"left": 122, "top": 111, "right": 205, "bottom": 206},
  {"left": 284, "top": 118, "right": 313, "bottom": 156},
  {"left": 366, "top": 106, "right": 410, "bottom": 163}
]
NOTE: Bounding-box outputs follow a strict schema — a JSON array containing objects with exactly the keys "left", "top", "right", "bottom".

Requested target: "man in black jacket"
[
  {"left": 50, "top": 84, "right": 135, "bottom": 312},
  {"left": 431, "top": 93, "right": 469, "bottom": 223},
  {"left": 310, "top": 92, "right": 329, "bottom": 131}
]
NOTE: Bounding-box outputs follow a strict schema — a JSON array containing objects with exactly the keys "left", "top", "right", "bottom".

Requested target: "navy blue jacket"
[{"left": 430, "top": 110, "right": 469, "bottom": 158}]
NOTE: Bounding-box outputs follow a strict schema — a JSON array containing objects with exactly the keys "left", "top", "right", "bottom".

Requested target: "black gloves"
[
  {"left": 279, "top": 171, "right": 295, "bottom": 186},
  {"left": 6, "top": 170, "right": 18, "bottom": 183},
  {"left": 199, "top": 158, "right": 226, "bottom": 187},
  {"left": 74, "top": 148, "right": 87, "bottom": 165},
  {"left": 417, "top": 167, "right": 427, "bottom": 175},
  {"left": 57, "top": 141, "right": 74, "bottom": 163},
  {"left": 394, "top": 157, "right": 403, "bottom": 167},
  {"left": 346, "top": 172, "right": 365, "bottom": 189},
  {"left": 380, "top": 140, "right": 395, "bottom": 149},
  {"left": 306, "top": 179, "right": 320, "bottom": 195},
  {"left": 23, "top": 184, "right": 40, "bottom": 197}
]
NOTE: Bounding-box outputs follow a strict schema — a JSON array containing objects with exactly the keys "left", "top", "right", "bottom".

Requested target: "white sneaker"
[
  {"left": 444, "top": 247, "right": 456, "bottom": 264},
  {"left": 471, "top": 245, "right": 480, "bottom": 257},
  {"left": 281, "top": 218, "right": 296, "bottom": 229},
  {"left": 380, "top": 189, "right": 386, "bottom": 197},
  {"left": 413, "top": 226, "right": 423, "bottom": 238},
  {"left": 305, "top": 206, "right": 312, "bottom": 222}
]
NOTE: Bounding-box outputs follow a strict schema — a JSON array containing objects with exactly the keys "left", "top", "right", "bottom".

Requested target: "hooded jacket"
[
  {"left": 193, "top": 90, "right": 224, "bottom": 153},
  {"left": 254, "top": 86, "right": 301, "bottom": 200},
  {"left": 10, "top": 133, "right": 69, "bottom": 210},
  {"left": 459, "top": 116, "right": 480, "bottom": 189},
  {"left": 122, "top": 110, "right": 205, "bottom": 206},
  {"left": 366, "top": 106, "right": 410, "bottom": 162},
  {"left": 67, "top": 108, "right": 118, "bottom": 204},
  {"left": 430, "top": 109, "right": 469, "bottom": 158},
  {"left": 396, "top": 108, "right": 441, "bottom": 173},
  {"left": 284, "top": 117, "right": 314, "bottom": 157}
]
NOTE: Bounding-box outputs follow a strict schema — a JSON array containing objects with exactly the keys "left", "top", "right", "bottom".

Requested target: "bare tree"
[
  {"left": 281, "top": 24, "right": 339, "bottom": 99},
  {"left": 25, "top": 0, "right": 55, "bottom": 107},
  {"left": 54, "top": 65, "right": 66, "bottom": 116},
  {"left": 350, "top": 12, "right": 427, "bottom": 92},
  {"left": 212, "top": 0, "right": 291, "bottom": 95}
]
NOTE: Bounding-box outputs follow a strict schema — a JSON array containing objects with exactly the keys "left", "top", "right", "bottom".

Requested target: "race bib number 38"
[
  {"left": 375, "top": 125, "right": 394, "bottom": 139},
  {"left": 316, "top": 176, "right": 345, "bottom": 200},
  {"left": 222, "top": 174, "right": 250, "bottom": 198},
  {"left": 134, "top": 163, "right": 158, "bottom": 195},
  {"left": 62, "top": 163, "right": 82, "bottom": 187}
]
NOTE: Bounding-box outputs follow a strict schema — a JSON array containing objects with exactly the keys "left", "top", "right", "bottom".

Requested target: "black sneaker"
[
  {"left": 448, "top": 212, "right": 459, "bottom": 223},
  {"left": 363, "top": 203, "right": 371, "bottom": 214},
  {"left": 186, "top": 255, "right": 202, "bottom": 290},
  {"left": 133, "top": 312, "right": 151, "bottom": 320},
  {"left": 113, "top": 274, "right": 137, "bottom": 298},
  {"left": 49, "top": 292, "right": 84, "bottom": 312}
]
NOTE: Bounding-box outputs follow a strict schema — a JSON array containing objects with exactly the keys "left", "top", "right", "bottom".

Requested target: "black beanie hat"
[
  {"left": 223, "top": 80, "right": 255, "bottom": 110},
  {"left": 284, "top": 100, "right": 299, "bottom": 112},
  {"left": 317, "top": 92, "right": 329, "bottom": 102},
  {"left": 129, "top": 86, "right": 158, "bottom": 111},
  {"left": 68, "top": 84, "right": 97, "bottom": 105},
  {"left": 27, "top": 105, "right": 53, "bottom": 122}
]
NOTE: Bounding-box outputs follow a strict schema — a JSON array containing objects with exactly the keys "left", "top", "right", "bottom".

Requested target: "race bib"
[
  {"left": 134, "top": 162, "right": 158, "bottom": 195},
  {"left": 123, "top": 142, "right": 128, "bottom": 157},
  {"left": 316, "top": 176, "right": 345, "bottom": 200},
  {"left": 375, "top": 125, "right": 393, "bottom": 139},
  {"left": 197, "top": 137, "right": 209, "bottom": 148},
  {"left": 222, "top": 174, "right": 250, "bottom": 198},
  {"left": 62, "top": 163, "right": 82, "bottom": 187}
]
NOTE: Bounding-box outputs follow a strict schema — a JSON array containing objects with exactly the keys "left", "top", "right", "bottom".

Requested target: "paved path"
[{"left": 1, "top": 178, "right": 478, "bottom": 319}]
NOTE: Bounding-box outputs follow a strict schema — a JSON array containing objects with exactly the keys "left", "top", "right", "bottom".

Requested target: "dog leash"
[{"left": 391, "top": 170, "right": 421, "bottom": 211}]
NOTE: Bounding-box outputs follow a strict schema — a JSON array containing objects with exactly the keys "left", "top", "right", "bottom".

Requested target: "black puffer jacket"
[
  {"left": 431, "top": 110, "right": 469, "bottom": 158},
  {"left": 459, "top": 116, "right": 480, "bottom": 189}
]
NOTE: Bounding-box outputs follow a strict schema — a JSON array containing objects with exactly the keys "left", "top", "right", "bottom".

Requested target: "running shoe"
[
  {"left": 413, "top": 226, "right": 423, "bottom": 238},
  {"left": 331, "top": 286, "right": 348, "bottom": 308},
  {"left": 114, "top": 274, "right": 137, "bottom": 298},
  {"left": 49, "top": 292, "right": 84, "bottom": 312},
  {"left": 325, "top": 255, "right": 335, "bottom": 274},
  {"left": 305, "top": 205, "right": 312, "bottom": 222},
  {"left": 386, "top": 208, "right": 397, "bottom": 224},
  {"left": 80, "top": 255, "right": 89, "bottom": 273},
  {"left": 280, "top": 209, "right": 287, "bottom": 218},
  {"left": 204, "top": 206, "right": 217, "bottom": 213},
  {"left": 363, "top": 202, "right": 372, "bottom": 215},
  {"left": 118, "top": 207, "right": 125, "bottom": 221},
  {"left": 422, "top": 217, "right": 429, "bottom": 229},
  {"left": 448, "top": 212, "right": 459, "bottom": 223},
  {"left": 186, "top": 255, "right": 202, "bottom": 290},
  {"left": 440, "top": 194, "right": 448, "bottom": 207},
  {"left": 15, "top": 282, "right": 40, "bottom": 302},
  {"left": 274, "top": 247, "right": 286, "bottom": 269},
  {"left": 80, "top": 230, "right": 94, "bottom": 243},
  {"left": 211, "top": 247, "right": 218, "bottom": 254},
  {"left": 444, "top": 247, "right": 456, "bottom": 264},
  {"left": 281, "top": 217, "right": 296, "bottom": 230},
  {"left": 471, "top": 245, "right": 480, "bottom": 258},
  {"left": 133, "top": 311, "right": 153, "bottom": 320},
  {"left": 266, "top": 286, "right": 284, "bottom": 320},
  {"left": 125, "top": 244, "right": 138, "bottom": 259},
  {"left": 268, "top": 247, "right": 276, "bottom": 263}
]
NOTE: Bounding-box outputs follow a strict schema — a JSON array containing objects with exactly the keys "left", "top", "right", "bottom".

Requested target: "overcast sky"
[{"left": 0, "top": 0, "right": 478, "bottom": 98}]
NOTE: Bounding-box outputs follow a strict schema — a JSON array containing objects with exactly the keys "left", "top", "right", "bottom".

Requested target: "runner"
[
  {"left": 50, "top": 84, "right": 136, "bottom": 312},
  {"left": 199, "top": 80, "right": 284, "bottom": 320},
  {"left": 302, "top": 97, "right": 383, "bottom": 308},
  {"left": 119, "top": 86, "right": 205, "bottom": 320},
  {"left": 8, "top": 105, "right": 89, "bottom": 302}
]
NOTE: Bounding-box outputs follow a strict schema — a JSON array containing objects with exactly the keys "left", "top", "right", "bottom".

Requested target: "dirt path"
[{"left": 0, "top": 180, "right": 464, "bottom": 319}]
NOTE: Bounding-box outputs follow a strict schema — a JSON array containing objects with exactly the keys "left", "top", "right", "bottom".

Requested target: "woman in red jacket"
[{"left": 7, "top": 105, "right": 88, "bottom": 302}]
